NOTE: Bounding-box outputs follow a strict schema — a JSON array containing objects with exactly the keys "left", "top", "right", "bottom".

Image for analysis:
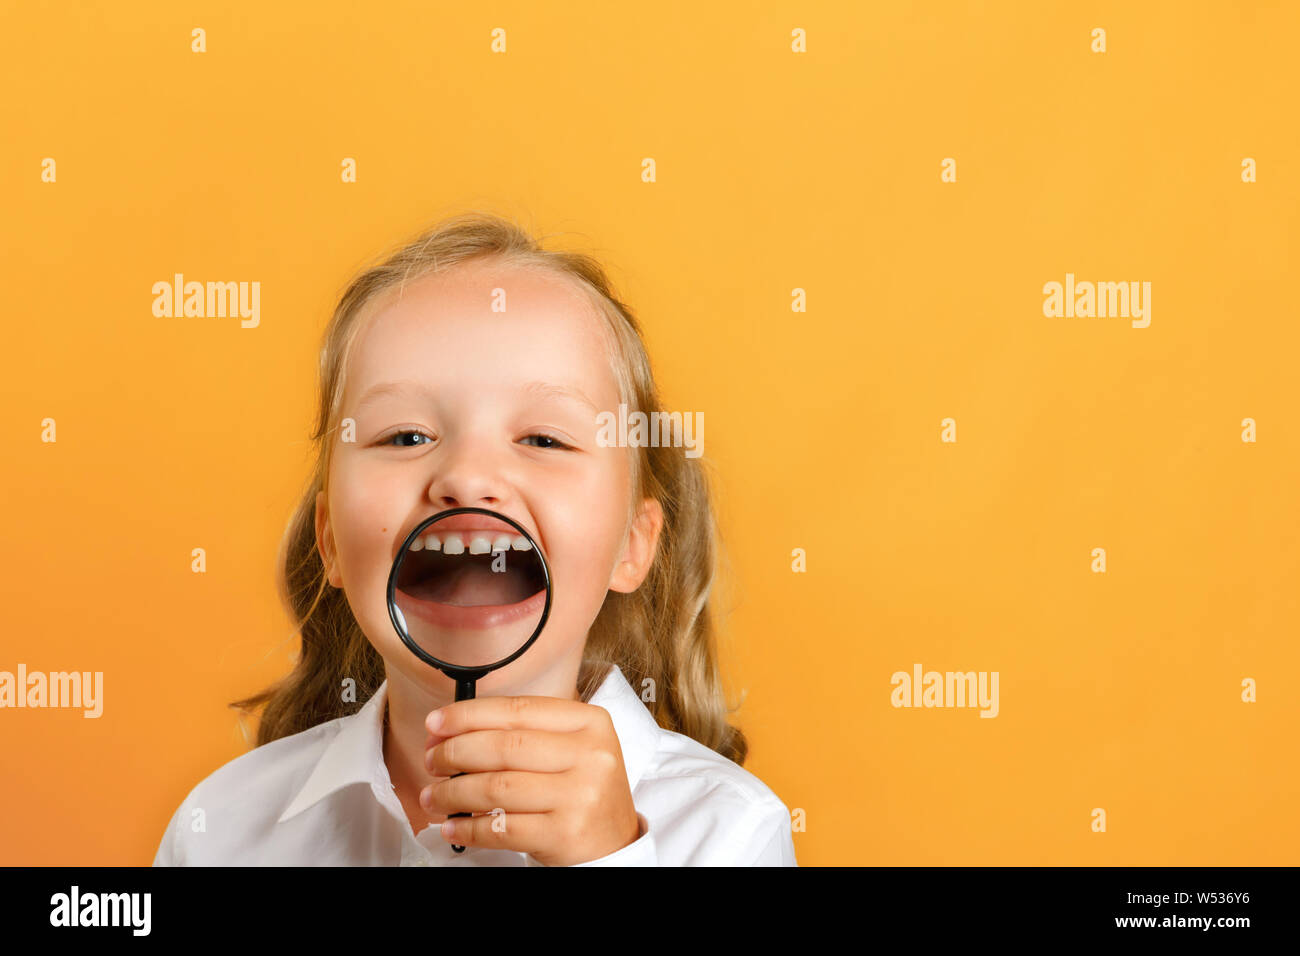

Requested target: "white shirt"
[{"left": 152, "top": 663, "right": 797, "bottom": 866}]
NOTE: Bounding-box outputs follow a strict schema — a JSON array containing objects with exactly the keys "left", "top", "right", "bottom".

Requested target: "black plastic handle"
[{"left": 448, "top": 676, "right": 476, "bottom": 853}]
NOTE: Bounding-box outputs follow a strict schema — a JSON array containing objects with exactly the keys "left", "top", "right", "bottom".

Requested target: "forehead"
[{"left": 342, "top": 259, "right": 618, "bottom": 407}]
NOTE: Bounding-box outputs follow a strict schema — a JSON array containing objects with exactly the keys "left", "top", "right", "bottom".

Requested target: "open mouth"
[{"left": 394, "top": 528, "right": 547, "bottom": 632}]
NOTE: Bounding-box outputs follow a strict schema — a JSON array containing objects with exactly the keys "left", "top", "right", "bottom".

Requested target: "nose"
[{"left": 426, "top": 435, "right": 509, "bottom": 511}]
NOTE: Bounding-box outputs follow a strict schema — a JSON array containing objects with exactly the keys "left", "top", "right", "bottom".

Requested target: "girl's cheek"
[
  {"left": 563, "top": 457, "right": 632, "bottom": 561},
  {"left": 331, "top": 489, "right": 398, "bottom": 583},
  {"left": 554, "top": 510, "right": 629, "bottom": 599}
]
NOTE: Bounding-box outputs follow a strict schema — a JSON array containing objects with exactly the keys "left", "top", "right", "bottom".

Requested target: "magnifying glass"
[{"left": 386, "top": 506, "right": 552, "bottom": 853}]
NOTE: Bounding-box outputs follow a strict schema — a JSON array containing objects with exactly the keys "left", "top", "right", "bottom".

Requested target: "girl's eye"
[
  {"left": 382, "top": 429, "right": 434, "bottom": 447},
  {"left": 520, "top": 433, "right": 573, "bottom": 450}
]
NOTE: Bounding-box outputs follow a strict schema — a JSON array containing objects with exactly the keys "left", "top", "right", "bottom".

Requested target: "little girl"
[{"left": 152, "top": 212, "right": 797, "bottom": 866}]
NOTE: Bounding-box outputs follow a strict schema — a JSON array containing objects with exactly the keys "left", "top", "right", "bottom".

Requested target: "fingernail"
[
  {"left": 427, "top": 709, "right": 443, "bottom": 732},
  {"left": 441, "top": 819, "right": 457, "bottom": 839},
  {"left": 419, "top": 786, "right": 433, "bottom": 810}
]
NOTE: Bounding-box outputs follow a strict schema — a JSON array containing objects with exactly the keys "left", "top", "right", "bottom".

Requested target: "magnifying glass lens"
[{"left": 391, "top": 513, "right": 547, "bottom": 670}]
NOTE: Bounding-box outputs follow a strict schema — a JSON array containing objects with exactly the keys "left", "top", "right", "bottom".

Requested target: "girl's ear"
[
  {"left": 315, "top": 490, "right": 343, "bottom": 588},
  {"left": 609, "top": 496, "right": 664, "bottom": 593}
]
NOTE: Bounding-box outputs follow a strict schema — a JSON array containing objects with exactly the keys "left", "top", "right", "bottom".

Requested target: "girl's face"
[{"left": 314, "top": 258, "right": 661, "bottom": 700}]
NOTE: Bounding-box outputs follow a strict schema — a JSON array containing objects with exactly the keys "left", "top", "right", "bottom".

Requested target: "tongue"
[{"left": 421, "top": 564, "right": 523, "bottom": 607}]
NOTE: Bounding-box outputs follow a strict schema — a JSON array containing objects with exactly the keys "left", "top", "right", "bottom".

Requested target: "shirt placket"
[{"left": 369, "top": 779, "right": 439, "bottom": 867}]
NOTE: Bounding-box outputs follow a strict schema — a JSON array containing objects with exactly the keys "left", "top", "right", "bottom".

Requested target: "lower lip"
[{"left": 397, "top": 587, "right": 547, "bottom": 631}]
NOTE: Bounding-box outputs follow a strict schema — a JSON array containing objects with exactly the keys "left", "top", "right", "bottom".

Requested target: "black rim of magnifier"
[{"left": 386, "top": 506, "right": 552, "bottom": 683}]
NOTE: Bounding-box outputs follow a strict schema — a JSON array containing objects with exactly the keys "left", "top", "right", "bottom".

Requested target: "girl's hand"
[{"left": 420, "top": 695, "right": 642, "bottom": 867}]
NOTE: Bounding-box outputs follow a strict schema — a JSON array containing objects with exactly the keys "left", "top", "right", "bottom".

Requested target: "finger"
[
  {"left": 425, "top": 695, "right": 595, "bottom": 738},
  {"left": 439, "top": 808, "right": 550, "bottom": 856},
  {"left": 423, "top": 731, "right": 456, "bottom": 770},
  {"left": 422, "top": 769, "right": 565, "bottom": 815},
  {"left": 426, "top": 728, "right": 580, "bottom": 776}
]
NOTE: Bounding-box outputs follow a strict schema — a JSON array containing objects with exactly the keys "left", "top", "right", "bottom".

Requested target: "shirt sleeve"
[
  {"left": 741, "top": 804, "right": 798, "bottom": 866},
  {"left": 151, "top": 800, "right": 187, "bottom": 867},
  {"left": 526, "top": 812, "right": 657, "bottom": 867}
]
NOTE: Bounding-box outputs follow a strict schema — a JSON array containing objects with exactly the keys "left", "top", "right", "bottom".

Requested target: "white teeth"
[{"left": 407, "top": 529, "right": 532, "bottom": 554}]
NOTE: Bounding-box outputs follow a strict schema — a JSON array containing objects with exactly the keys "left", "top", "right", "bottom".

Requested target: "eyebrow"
[
  {"left": 355, "top": 379, "right": 600, "bottom": 412},
  {"left": 356, "top": 381, "right": 436, "bottom": 407},
  {"left": 518, "top": 380, "right": 600, "bottom": 412}
]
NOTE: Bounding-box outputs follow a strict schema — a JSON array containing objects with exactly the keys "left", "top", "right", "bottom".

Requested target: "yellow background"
[{"left": 1, "top": 1, "right": 1297, "bottom": 865}]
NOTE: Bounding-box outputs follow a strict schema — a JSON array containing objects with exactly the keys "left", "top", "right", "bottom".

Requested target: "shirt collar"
[{"left": 276, "top": 662, "right": 661, "bottom": 825}]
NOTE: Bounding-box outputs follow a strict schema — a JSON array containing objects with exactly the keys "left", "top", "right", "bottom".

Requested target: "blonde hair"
[{"left": 230, "top": 211, "right": 748, "bottom": 765}]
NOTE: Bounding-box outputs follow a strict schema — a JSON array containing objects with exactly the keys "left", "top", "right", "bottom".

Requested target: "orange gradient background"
[{"left": 1, "top": 1, "right": 1297, "bottom": 866}]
